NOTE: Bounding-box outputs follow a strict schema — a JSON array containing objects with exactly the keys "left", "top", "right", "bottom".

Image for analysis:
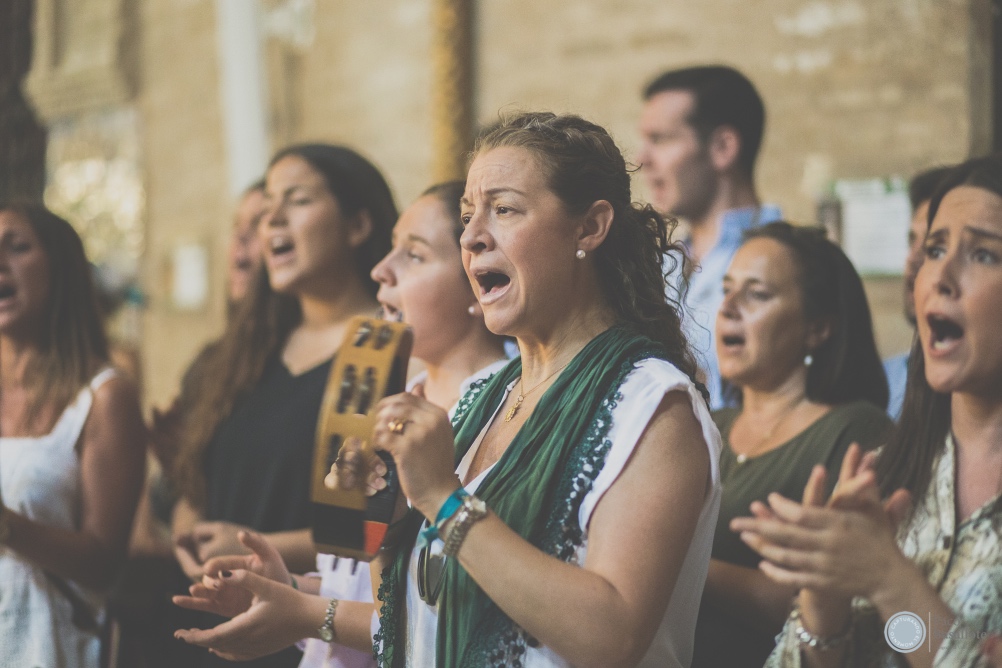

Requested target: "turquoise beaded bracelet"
[{"left": 418, "top": 487, "right": 468, "bottom": 547}]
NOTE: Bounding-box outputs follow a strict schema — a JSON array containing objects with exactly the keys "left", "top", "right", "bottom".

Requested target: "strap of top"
[
  {"left": 51, "top": 367, "right": 118, "bottom": 449},
  {"left": 89, "top": 366, "right": 118, "bottom": 392}
]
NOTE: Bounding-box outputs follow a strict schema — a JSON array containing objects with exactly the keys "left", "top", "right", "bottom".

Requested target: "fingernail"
[{"left": 221, "top": 570, "right": 231, "bottom": 578}]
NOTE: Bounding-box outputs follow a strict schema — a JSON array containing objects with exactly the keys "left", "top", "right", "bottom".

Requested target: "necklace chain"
[
  {"left": 734, "top": 397, "right": 806, "bottom": 464},
  {"left": 504, "top": 361, "right": 571, "bottom": 423}
]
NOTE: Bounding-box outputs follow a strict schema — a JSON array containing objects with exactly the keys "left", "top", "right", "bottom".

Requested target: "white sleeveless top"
[
  {"left": 0, "top": 367, "right": 117, "bottom": 668},
  {"left": 402, "top": 358, "right": 723, "bottom": 668}
]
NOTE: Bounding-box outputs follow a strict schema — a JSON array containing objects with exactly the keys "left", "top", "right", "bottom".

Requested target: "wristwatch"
[{"left": 317, "top": 598, "right": 339, "bottom": 642}]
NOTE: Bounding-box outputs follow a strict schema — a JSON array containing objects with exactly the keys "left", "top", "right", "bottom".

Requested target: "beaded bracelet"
[
  {"left": 791, "top": 607, "right": 853, "bottom": 652},
  {"left": 418, "top": 488, "right": 468, "bottom": 547}
]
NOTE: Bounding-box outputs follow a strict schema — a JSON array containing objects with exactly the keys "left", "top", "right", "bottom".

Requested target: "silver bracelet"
[
  {"left": 442, "top": 495, "right": 487, "bottom": 558},
  {"left": 791, "top": 606, "right": 852, "bottom": 652}
]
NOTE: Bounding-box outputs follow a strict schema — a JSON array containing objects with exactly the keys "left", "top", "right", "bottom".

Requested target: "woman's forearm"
[
  {"left": 293, "top": 574, "right": 322, "bottom": 595},
  {"left": 263, "top": 529, "right": 316, "bottom": 574},
  {"left": 450, "top": 514, "right": 663, "bottom": 668},
  {"left": 869, "top": 561, "right": 954, "bottom": 668},
  {"left": 703, "top": 559, "right": 797, "bottom": 632},
  {"left": 332, "top": 601, "right": 378, "bottom": 653},
  {"left": 4, "top": 510, "right": 125, "bottom": 590}
]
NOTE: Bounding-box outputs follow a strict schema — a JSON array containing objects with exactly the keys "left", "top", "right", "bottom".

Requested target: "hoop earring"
[{"left": 575, "top": 249, "right": 586, "bottom": 259}]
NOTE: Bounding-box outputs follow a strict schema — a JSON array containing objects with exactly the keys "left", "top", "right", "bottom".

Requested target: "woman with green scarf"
[
  {"left": 371, "top": 111, "right": 722, "bottom": 668},
  {"left": 176, "top": 112, "right": 723, "bottom": 668}
]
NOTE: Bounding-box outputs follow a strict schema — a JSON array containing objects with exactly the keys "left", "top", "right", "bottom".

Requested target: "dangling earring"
[
  {"left": 804, "top": 353, "right": 814, "bottom": 367},
  {"left": 468, "top": 304, "right": 477, "bottom": 316},
  {"left": 575, "top": 249, "right": 586, "bottom": 259}
]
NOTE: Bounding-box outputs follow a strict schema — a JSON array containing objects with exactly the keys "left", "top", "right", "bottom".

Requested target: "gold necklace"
[
  {"left": 734, "top": 398, "right": 805, "bottom": 465},
  {"left": 504, "top": 362, "right": 570, "bottom": 422}
]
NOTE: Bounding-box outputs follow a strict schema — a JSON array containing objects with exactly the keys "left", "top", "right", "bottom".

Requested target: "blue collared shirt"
[
  {"left": 666, "top": 205, "right": 782, "bottom": 409},
  {"left": 883, "top": 352, "right": 909, "bottom": 420}
]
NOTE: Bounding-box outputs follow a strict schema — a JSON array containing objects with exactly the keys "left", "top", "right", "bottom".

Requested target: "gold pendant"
[{"left": 504, "top": 394, "right": 524, "bottom": 422}]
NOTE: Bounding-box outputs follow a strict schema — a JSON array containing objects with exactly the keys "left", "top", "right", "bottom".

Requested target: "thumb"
[
  {"left": 191, "top": 523, "right": 216, "bottom": 542},
  {"left": 884, "top": 489, "right": 913, "bottom": 527},
  {"left": 410, "top": 382, "right": 426, "bottom": 399},
  {"left": 801, "top": 465, "right": 827, "bottom": 507},
  {"left": 238, "top": 530, "right": 282, "bottom": 562},
  {"left": 221, "top": 568, "right": 282, "bottom": 598}
]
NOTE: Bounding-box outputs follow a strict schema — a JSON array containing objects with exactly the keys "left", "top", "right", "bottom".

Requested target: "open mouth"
[
  {"left": 474, "top": 270, "right": 510, "bottom": 297},
  {"left": 927, "top": 314, "right": 964, "bottom": 351},
  {"left": 269, "top": 236, "right": 295, "bottom": 259},
  {"left": 379, "top": 303, "right": 404, "bottom": 322},
  {"left": 0, "top": 285, "right": 15, "bottom": 301},
  {"left": 720, "top": 334, "right": 746, "bottom": 349}
]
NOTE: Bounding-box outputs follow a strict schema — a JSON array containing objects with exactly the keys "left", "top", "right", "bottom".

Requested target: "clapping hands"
[{"left": 730, "top": 444, "right": 913, "bottom": 601}]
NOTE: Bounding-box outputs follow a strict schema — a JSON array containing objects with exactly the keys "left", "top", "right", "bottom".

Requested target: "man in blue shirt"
[
  {"left": 637, "top": 66, "right": 780, "bottom": 408},
  {"left": 884, "top": 165, "right": 954, "bottom": 419}
]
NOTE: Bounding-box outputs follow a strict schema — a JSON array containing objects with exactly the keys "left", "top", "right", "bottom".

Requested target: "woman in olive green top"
[{"left": 691, "top": 222, "right": 892, "bottom": 668}]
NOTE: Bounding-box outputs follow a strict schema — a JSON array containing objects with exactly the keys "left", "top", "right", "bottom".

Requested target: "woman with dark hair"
[
  {"left": 172, "top": 181, "right": 510, "bottom": 668},
  {"left": 170, "top": 144, "right": 396, "bottom": 668},
  {"left": 733, "top": 154, "right": 1002, "bottom": 667},
  {"left": 0, "top": 204, "right": 146, "bottom": 667},
  {"left": 176, "top": 112, "right": 722, "bottom": 668},
  {"left": 692, "top": 222, "right": 892, "bottom": 667}
]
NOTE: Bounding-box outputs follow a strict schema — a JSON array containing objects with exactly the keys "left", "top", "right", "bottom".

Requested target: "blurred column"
[
  {"left": 431, "top": 0, "right": 474, "bottom": 183},
  {"left": 0, "top": 0, "right": 47, "bottom": 202},
  {"left": 215, "top": 0, "right": 270, "bottom": 197}
]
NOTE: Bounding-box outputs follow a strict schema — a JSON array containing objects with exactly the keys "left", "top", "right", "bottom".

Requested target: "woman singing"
[
  {"left": 177, "top": 112, "right": 722, "bottom": 668},
  {"left": 0, "top": 204, "right": 146, "bottom": 667}
]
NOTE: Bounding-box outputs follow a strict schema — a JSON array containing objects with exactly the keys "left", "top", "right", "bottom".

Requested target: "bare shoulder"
[
  {"left": 82, "top": 372, "right": 146, "bottom": 451},
  {"left": 631, "top": 389, "right": 711, "bottom": 494},
  {"left": 91, "top": 373, "right": 142, "bottom": 417},
  {"left": 644, "top": 390, "right": 708, "bottom": 452}
]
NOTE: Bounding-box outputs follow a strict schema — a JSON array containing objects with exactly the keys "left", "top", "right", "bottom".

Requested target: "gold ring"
[{"left": 387, "top": 418, "right": 408, "bottom": 435}]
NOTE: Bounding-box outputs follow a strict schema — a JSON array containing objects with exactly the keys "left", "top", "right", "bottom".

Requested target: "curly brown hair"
[{"left": 473, "top": 112, "right": 703, "bottom": 395}]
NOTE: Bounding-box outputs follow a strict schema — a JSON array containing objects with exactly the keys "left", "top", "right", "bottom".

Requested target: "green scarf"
[{"left": 374, "top": 326, "right": 682, "bottom": 667}]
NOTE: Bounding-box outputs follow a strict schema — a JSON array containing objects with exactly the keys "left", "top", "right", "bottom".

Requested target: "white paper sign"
[
  {"left": 171, "top": 243, "right": 209, "bottom": 310},
  {"left": 835, "top": 178, "right": 911, "bottom": 276}
]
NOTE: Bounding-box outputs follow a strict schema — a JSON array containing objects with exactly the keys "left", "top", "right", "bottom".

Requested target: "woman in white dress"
[
  {"left": 0, "top": 204, "right": 146, "bottom": 668},
  {"left": 176, "top": 112, "right": 722, "bottom": 668}
]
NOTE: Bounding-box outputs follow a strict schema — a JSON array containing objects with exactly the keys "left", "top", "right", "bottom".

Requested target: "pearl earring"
[
  {"left": 468, "top": 305, "right": 477, "bottom": 316},
  {"left": 804, "top": 354, "right": 813, "bottom": 367},
  {"left": 575, "top": 249, "right": 586, "bottom": 259}
]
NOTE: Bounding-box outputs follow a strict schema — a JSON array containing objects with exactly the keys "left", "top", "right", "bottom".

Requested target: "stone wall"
[
  {"left": 136, "top": 0, "right": 230, "bottom": 407},
  {"left": 31, "top": 0, "right": 989, "bottom": 403}
]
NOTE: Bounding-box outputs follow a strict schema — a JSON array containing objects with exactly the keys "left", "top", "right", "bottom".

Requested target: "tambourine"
[{"left": 311, "top": 316, "right": 413, "bottom": 560}]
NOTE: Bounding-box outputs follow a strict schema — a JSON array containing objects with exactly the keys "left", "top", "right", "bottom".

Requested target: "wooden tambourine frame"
[{"left": 311, "top": 317, "right": 412, "bottom": 561}]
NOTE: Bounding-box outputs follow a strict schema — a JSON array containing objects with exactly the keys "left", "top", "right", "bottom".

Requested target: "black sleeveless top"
[
  {"left": 198, "top": 354, "right": 332, "bottom": 668},
  {"left": 203, "top": 355, "right": 331, "bottom": 530}
]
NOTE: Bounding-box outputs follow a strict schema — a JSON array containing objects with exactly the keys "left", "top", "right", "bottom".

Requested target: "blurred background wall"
[{"left": 4, "top": 0, "right": 998, "bottom": 408}]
